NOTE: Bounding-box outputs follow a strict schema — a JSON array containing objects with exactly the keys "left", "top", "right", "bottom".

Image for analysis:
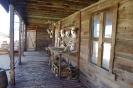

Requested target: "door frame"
[{"left": 26, "top": 30, "right": 37, "bottom": 51}]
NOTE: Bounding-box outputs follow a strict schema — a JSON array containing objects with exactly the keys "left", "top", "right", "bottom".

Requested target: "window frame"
[
  {"left": 90, "top": 13, "right": 100, "bottom": 64},
  {"left": 88, "top": 4, "right": 118, "bottom": 73}
]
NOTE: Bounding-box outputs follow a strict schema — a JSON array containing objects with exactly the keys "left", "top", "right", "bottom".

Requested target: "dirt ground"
[{"left": 0, "top": 54, "right": 19, "bottom": 82}]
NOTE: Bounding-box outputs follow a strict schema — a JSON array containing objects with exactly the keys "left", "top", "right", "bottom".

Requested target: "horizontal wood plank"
[{"left": 114, "top": 57, "right": 133, "bottom": 73}]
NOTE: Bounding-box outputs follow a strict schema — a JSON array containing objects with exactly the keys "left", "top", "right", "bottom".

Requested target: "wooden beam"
[
  {"left": 77, "top": 11, "right": 81, "bottom": 81},
  {"left": 25, "top": 25, "right": 27, "bottom": 51},
  {"left": 109, "top": 9, "right": 118, "bottom": 73},
  {"left": 17, "top": 4, "right": 82, "bottom": 11},
  {"left": 9, "top": 4, "right": 15, "bottom": 86},
  {"left": 88, "top": 14, "right": 92, "bottom": 62},
  {"left": 18, "top": 6, "right": 78, "bottom": 13},
  {"left": 21, "top": 22, "right": 24, "bottom": 55},
  {"left": 23, "top": 24, "right": 26, "bottom": 52},
  {"left": 52, "top": 24, "right": 55, "bottom": 46},
  {"left": 20, "top": 9, "right": 76, "bottom": 14},
  {"left": 22, "top": 13, "right": 69, "bottom": 19},
  {"left": 19, "top": 0, "right": 94, "bottom": 7},
  {"left": 24, "top": 16, "right": 62, "bottom": 20},
  {"left": 18, "top": 18, "right": 22, "bottom": 65},
  {"left": 24, "top": 19, "right": 59, "bottom": 25},
  {"left": 59, "top": 53, "right": 62, "bottom": 79}
]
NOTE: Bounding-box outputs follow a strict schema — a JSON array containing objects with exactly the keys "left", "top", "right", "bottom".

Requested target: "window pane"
[
  {"left": 91, "top": 41, "right": 98, "bottom": 64},
  {"left": 104, "top": 11, "right": 113, "bottom": 38},
  {"left": 93, "top": 14, "right": 100, "bottom": 37},
  {"left": 102, "top": 43, "right": 111, "bottom": 70}
]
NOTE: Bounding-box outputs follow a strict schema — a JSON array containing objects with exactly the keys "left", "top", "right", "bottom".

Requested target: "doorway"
[{"left": 27, "top": 30, "right": 36, "bottom": 51}]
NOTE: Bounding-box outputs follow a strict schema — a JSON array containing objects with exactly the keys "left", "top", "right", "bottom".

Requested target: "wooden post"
[
  {"left": 53, "top": 24, "right": 55, "bottom": 46},
  {"left": 58, "top": 21, "right": 62, "bottom": 47},
  {"left": 59, "top": 53, "right": 62, "bottom": 79},
  {"left": 24, "top": 25, "right": 27, "bottom": 51},
  {"left": 9, "top": 4, "right": 15, "bottom": 86},
  {"left": 88, "top": 14, "right": 92, "bottom": 62},
  {"left": 21, "top": 22, "right": 25, "bottom": 55},
  {"left": 77, "top": 11, "right": 81, "bottom": 81},
  {"left": 18, "top": 18, "right": 22, "bottom": 65}
]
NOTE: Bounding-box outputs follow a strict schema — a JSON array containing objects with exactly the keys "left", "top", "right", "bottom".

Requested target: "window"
[
  {"left": 102, "top": 11, "right": 113, "bottom": 70},
  {"left": 93, "top": 14, "right": 100, "bottom": 37},
  {"left": 102, "top": 43, "right": 111, "bottom": 70},
  {"left": 91, "top": 14, "right": 100, "bottom": 64},
  {"left": 104, "top": 11, "right": 113, "bottom": 38},
  {"left": 91, "top": 41, "right": 98, "bottom": 64},
  {"left": 90, "top": 8, "right": 117, "bottom": 72}
]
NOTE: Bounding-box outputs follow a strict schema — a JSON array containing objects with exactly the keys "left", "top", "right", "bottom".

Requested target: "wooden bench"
[{"left": 8, "top": 50, "right": 21, "bottom": 57}]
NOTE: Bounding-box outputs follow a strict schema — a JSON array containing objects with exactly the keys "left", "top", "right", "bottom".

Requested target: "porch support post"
[
  {"left": 77, "top": 11, "right": 81, "bottom": 81},
  {"left": 21, "top": 22, "right": 24, "bottom": 55},
  {"left": 24, "top": 25, "right": 27, "bottom": 51},
  {"left": 18, "top": 18, "right": 22, "bottom": 65},
  {"left": 9, "top": 4, "right": 15, "bottom": 86}
]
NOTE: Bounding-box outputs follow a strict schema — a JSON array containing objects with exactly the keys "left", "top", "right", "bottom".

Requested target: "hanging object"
[
  {"left": 47, "top": 29, "right": 51, "bottom": 34},
  {"left": 71, "top": 27, "right": 77, "bottom": 38},
  {"left": 70, "top": 43, "right": 76, "bottom": 51},
  {"left": 47, "top": 29, "right": 53, "bottom": 38},
  {"left": 50, "top": 30, "right": 53, "bottom": 38},
  {"left": 60, "top": 40, "right": 66, "bottom": 48},
  {"left": 65, "top": 30, "right": 70, "bottom": 38},
  {"left": 60, "top": 29, "right": 65, "bottom": 38}
]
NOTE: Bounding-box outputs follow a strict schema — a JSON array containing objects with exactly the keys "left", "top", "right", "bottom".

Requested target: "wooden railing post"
[
  {"left": 9, "top": 4, "right": 15, "bottom": 86},
  {"left": 18, "top": 18, "right": 22, "bottom": 65}
]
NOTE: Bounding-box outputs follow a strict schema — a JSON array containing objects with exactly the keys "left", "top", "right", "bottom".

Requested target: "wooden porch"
[
  {"left": 7, "top": 51, "right": 86, "bottom": 88},
  {"left": 0, "top": 0, "right": 133, "bottom": 88}
]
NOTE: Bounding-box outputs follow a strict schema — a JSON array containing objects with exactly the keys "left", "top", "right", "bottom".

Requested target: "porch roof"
[{"left": 0, "top": 0, "right": 98, "bottom": 26}]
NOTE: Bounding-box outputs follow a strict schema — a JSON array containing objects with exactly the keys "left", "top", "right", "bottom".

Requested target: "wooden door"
[{"left": 27, "top": 30, "right": 36, "bottom": 51}]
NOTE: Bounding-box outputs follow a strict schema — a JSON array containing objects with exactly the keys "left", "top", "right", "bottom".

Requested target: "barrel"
[{"left": 0, "top": 68, "right": 8, "bottom": 88}]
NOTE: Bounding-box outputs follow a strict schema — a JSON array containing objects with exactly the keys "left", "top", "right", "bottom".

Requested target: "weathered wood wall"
[
  {"left": 36, "top": 29, "right": 49, "bottom": 50},
  {"left": 54, "top": 0, "right": 133, "bottom": 88},
  {"left": 80, "top": 0, "right": 133, "bottom": 88},
  {"left": 27, "top": 25, "right": 49, "bottom": 50},
  {"left": 114, "top": 0, "right": 133, "bottom": 87}
]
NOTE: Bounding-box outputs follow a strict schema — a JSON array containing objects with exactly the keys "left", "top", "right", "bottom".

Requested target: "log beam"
[
  {"left": 18, "top": 18, "right": 22, "bottom": 65},
  {"left": 9, "top": 4, "right": 15, "bottom": 86}
]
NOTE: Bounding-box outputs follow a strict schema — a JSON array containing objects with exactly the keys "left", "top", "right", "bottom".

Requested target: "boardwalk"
[{"left": 7, "top": 52, "right": 86, "bottom": 88}]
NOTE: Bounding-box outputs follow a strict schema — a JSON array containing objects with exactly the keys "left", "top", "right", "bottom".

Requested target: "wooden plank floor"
[{"left": 7, "top": 52, "right": 87, "bottom": 88}]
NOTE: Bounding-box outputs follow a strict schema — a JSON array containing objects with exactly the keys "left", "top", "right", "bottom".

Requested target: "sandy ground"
[{"left": 0, "top": 54, "right": 19, "bottom": 82}]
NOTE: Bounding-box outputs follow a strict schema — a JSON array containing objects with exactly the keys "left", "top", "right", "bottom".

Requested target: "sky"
[
  {"left": 0, "top": 4, "right": 10, "bottom": 35},
  {"left": 0, "top": 4, "right": 20, "bottom": 44},
  {"left": 0, "top": 4, "right": 19, "bottom": 34}
]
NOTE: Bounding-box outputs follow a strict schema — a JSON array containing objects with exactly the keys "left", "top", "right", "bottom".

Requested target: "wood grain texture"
[
  {"left": 109, "top": 8, "right": 118, "bottom": 73},
  {"left": 53, "top": 0, "right": 133, "bottom": 87},
  {"left": 9, "top": 4, "right": 15, "bottom": 86},
  {"left": 19, "top": 18, "right": 22, "bottom": 65},
  {"left": 14, "top": 0, "right": 98, "bottom": 25},
  {"left": 36, "top": 29, "right": 49, "bottom": 50},
  {"left": 114, "top": 57, "right": 133, "bottom": 73},
  {"left": 115, "top": 45, "right": 133, "bottom": 57},
  {"left": 97, "top": 13, "right": 104, "bottom": 67}
]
